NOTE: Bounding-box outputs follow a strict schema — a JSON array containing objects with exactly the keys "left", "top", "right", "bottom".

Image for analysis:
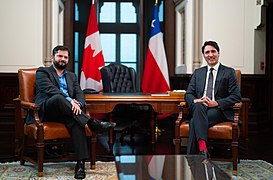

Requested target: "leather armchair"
[
  {"left": 14, "top": 68, "right": 96, "bottom": 177},
  {"left": 173, "top": 70, "right": 250, "bottom": 175}
]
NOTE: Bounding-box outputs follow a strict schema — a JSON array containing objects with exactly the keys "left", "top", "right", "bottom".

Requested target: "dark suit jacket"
[
  {"left": 185, "top": 64, "right": 241, "bottom": 121},
  {"left": 26, "top": 65, "right": 85, "bottom": 124}
]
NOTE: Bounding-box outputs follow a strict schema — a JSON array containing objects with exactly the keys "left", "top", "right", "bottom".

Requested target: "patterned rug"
[
  {"left": 215, "top": 160, "right": 273, "bottom": 180},
  {"left": 0, "top": 161, "right": 117, "bottom": 180},
  {"left": 0, "top": 160, "right": 273, "bottom": 179}
]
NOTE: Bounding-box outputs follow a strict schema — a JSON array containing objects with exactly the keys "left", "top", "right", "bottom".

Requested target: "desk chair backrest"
[
  {"left": 100, "top": 63, "right": 136, "bottom": 93},
  {"left": 18, "top": 68, "right": 37, "bottom": 103}
]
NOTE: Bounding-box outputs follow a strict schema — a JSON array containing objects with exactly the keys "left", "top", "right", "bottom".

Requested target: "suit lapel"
[
  {"left": 214, "top": 64, "right": 225, "bottom": 95},
  {"left": 50, "top": 65, "right": 60, "bottom": 87},
  {"left": 200, "top": 67, "right": 208, "bottom": 95}
]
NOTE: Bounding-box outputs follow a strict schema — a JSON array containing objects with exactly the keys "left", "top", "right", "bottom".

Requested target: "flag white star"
[{"left": 151, "top": 19, "right": 155, "bottom": 28}]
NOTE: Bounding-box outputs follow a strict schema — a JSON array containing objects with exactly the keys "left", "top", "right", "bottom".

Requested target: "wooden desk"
[{"left": 85, "top": 93, "right": 185, "bottom": 149}]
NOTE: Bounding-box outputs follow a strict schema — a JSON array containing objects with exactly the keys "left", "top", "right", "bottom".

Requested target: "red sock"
[{"left": 198, "top": 139, "right": 208, "bottom": 152}]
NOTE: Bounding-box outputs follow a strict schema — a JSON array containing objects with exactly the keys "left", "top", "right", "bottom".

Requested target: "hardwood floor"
[
  {"left": 1, "top": 115, "right": 273, "bottom": 165},
  {"left": 96, "top": 116, "right": 273, "bottom": 165}
]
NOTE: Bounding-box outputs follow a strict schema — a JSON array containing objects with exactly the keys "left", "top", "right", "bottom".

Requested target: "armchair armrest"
[
  {"left": 20, "top": 100, "right": 41, "bottom": 126},
  {"left": 233, "top": 102, "right": 242, "bottom": 125},
  {"left": 174, "top": 102, "right": 187, "bottom": 153},
  {"left": 239, "top": 98, "right": 250, "bottom": 139},
  {"left": 20, "top": 100, "right": 40, "bottom": 111},
  {"left": 175, "top": 102, "right": 187, "bottom": 127},
  {"left": 232, "top": 102, "right": 242, "bottom": 148}
]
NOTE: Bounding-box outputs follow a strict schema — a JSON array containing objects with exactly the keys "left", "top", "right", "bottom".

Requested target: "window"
[
  {"left": 99, "top": 1, "right": 139, "bottom": 71},
  {"left": 73, "top": 0, "right": 165, "bottom": 88}
]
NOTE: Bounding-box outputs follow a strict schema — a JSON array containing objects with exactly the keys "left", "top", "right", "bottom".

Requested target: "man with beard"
[{"left": 34, "top": 45, "right": 116, "bottom": 179}]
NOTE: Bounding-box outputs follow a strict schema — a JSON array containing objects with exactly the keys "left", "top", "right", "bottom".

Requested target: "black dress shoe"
[
  {"left": 74, "top": 161, "right": 86, "bottom": 179},
  {"left": 199, "top": 150, "right": 211, "bottom": 159},
  {"left": 88, "top": 118, "right": 116, "bottom": 132}
]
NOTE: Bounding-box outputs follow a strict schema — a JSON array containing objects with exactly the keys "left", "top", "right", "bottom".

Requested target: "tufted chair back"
[{"left": 100, "top": 63, "right": 136, "bottom": 93}]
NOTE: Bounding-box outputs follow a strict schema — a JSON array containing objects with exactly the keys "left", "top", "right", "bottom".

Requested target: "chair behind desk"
[
  {"left": 101, "top": 63, "right": 136, "bottom": 93},
  {"left": 100, "top": 63, "right": 152, "bottom": 144}
]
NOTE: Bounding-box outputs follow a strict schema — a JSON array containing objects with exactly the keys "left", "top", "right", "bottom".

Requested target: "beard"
[{"left": 53, "top": 60, "right": 68, "bottom": 70}]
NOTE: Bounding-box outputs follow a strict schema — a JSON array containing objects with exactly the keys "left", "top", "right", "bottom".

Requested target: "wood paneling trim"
[
  {"left": 0, "top": 73, "right": 19, "bottom": 161},
  {"left": 165, "top": 1, "right": 175, "bottom": 77}
]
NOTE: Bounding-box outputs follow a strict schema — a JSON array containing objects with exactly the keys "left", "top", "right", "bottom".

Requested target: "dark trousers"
[
  {"left": 187, "top": 102, "right": 226, "bottom": 154},
  {"left": 43, "top": 94, "right": 90, "bottom": 160}
]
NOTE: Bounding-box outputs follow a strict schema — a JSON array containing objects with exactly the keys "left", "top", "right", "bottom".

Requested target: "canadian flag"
[
  {"left": 80, "top": 3, "right": 105, "bottom": 91},
  {"left": 142, "top": 4, "right": 170, "bottom": 93}
]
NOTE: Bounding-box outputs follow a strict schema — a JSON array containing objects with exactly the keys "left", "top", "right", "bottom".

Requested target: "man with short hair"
[
  {"left": 185, "top": 41, "right": 241, "bottom": 158},
  {"left": 34, "top": 45, "right": 116, "bottom": 179}
]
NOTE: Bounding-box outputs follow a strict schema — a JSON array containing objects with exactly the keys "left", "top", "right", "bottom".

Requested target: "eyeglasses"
[{"left": 55, "top": 54, "right": 69, "bottom": 59}]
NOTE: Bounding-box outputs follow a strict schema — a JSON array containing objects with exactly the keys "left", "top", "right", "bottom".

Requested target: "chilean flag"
[
  {"left": 145, "top": 155, "right": 165, "bottom": 180},
  {"left": 142, "top": 4, "right": 170, "bottom": 93},
  {"left": 80, "top": 3, "right": 105, "bottom": 91}
]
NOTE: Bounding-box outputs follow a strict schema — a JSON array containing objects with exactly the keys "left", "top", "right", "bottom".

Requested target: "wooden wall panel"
[
  {"left": 0, "top": 73, "right": 271, "bottom": 161},
  {"left": 240, "top": 75, "right": 271, "bottom": 134},
  {"left": 0, "top": 73, "right": 19, "bottom": 162}
]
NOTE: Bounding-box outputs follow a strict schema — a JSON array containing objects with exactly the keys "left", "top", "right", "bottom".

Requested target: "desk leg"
[
  {"left": 150, "top": 112, "right": 155, "bottom": 145},
  {"left": 108, "top": 113, "right": 114, "bottom": 154}
]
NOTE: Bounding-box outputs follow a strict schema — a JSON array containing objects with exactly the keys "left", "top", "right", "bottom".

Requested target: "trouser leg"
[
  {"left": 69, "top": 123, "right": 89, "bottom": 160},
  {"left": 44, "top": 94, "right": 90, "bottom": 127},
  {"left": 187, "top": 102, "right": 208, "bottom": 154},
  {"left": 187, "top": 102, "right": 226, "bottom": 154},
  {"left": 43, "top": 94, "right": 89, "bottom": 160}
]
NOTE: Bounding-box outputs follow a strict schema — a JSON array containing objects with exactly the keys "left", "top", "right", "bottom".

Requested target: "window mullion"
[
  {"left": 116, "top": 2, "right": 121, "bottom": 64},
  {"left": 116, "top": 33, "right": 121, "bottom": 64}
]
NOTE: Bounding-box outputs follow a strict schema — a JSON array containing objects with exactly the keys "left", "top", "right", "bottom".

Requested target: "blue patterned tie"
[{"left": 206, "top": 68, "right": 214, "bottom": 99}]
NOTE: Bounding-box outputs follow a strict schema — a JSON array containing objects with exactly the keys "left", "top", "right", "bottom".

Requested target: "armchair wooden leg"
[
  {"left": 174, "top": 119, "right": 182, "bottom": 155},
  {"left": 20, "top": 134, "right": 27, "bottom": 165},
  {"left": 36, "top": 124, "right": 45, "bottom": 177},
  {"left": 36, "top": 141, "right": 45, "bottom": 177},
  {"left": 90, "top": 132, "right": 97, "bottom": 170},
  {"left": 232, "top": 140, "right": 238, "bottom": 176},
  {"left": 173, "top": 138, "right": 181, "bottom": 154}
]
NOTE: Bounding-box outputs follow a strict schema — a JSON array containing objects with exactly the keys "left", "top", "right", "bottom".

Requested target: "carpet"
[
  {"left": 215, "top": 160, "right": 273, "bottom": 180},
  {"left": 0, "top": 161, "right": 117, "bottom": 180},
  {"left": 0, "top": 160, "right": 273, "bottom": 179}
]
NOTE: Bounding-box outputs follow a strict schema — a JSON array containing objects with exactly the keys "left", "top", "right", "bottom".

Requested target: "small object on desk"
[
  {"left": 83, "top": 88, "right": 100, "bottom": 94},
  {"left": 168, "top": 90, "right": 186, "bottom": 96},
  {"left": 151, "top": 93, "right": 170, "bottom": 96}
]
